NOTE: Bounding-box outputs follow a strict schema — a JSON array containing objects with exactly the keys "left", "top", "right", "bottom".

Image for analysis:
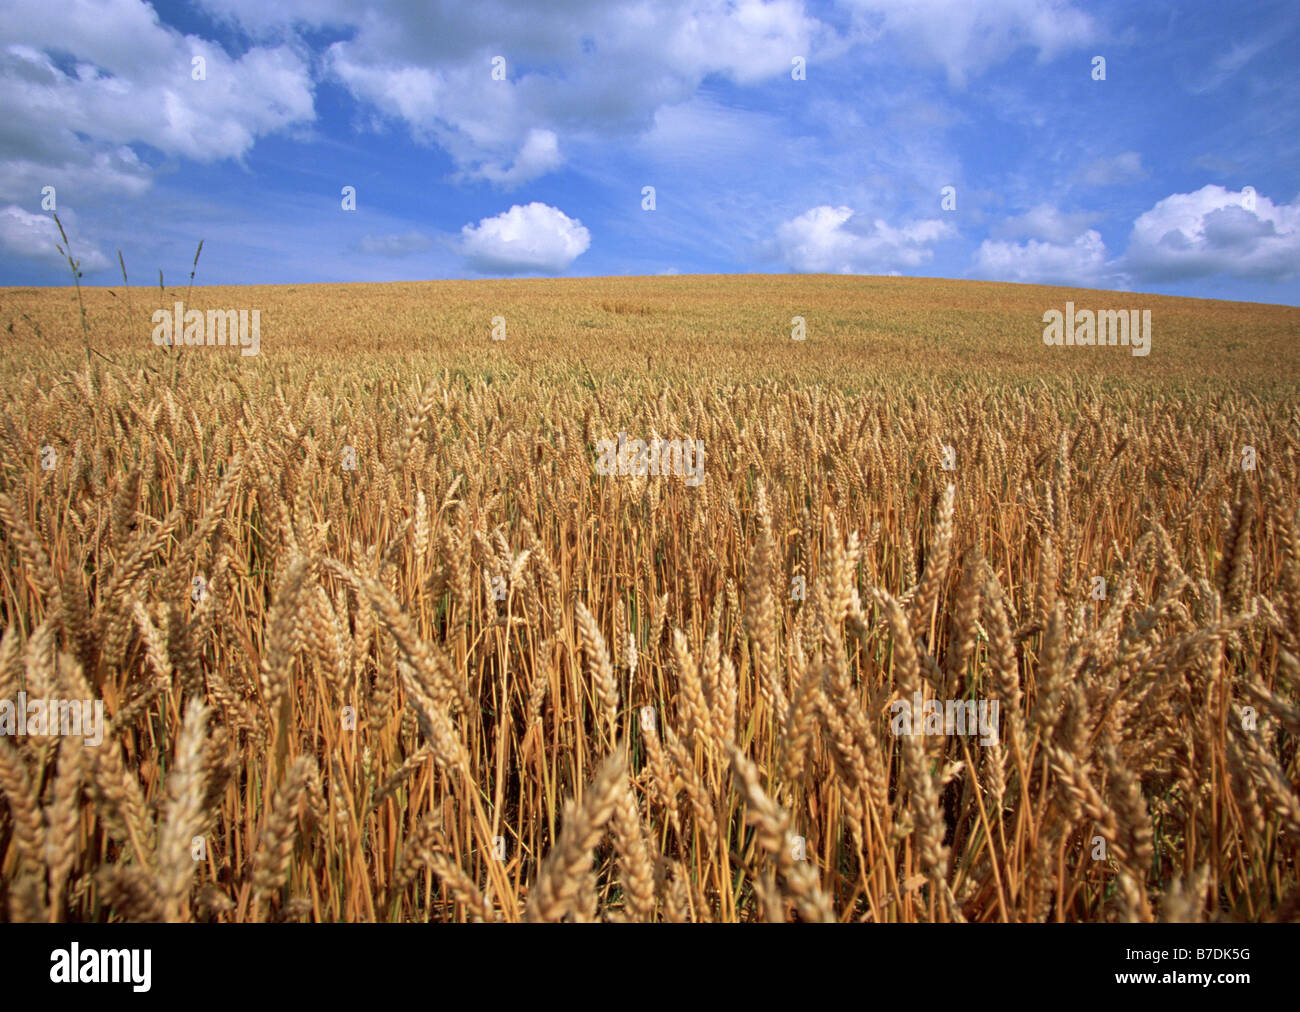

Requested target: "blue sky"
[{"left": 1, "top": 0, "right": 1298, "bottom": 304}]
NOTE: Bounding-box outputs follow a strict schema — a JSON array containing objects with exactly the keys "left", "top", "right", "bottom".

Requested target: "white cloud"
[
  {"left": 468, "top": 128, "right": 562, "bottom": 188},
  {"left": 0, "top": 204, "right": 109, "bottom": 271},
  {"left": 0, "top": 145, "right": 153, "bottom": 204},
  {"left": 0, "top": 0, "right": 315, "bottom": 199},
  {"left": 1123, "top": 185, "right": 1300, "bottom": 282},
  {"left": 977, "top": 186, "right": 1300, "bottom": 288},
  {"left": 357, "top": 231, "right": 433, "bottom": 257},
  {"left": 172, "top": 0, "right": 1100, "bottom": 191},
  {"left": 459, "top": 202, "right": 590, "bottom": 274},
  {"left": 668, "top": 0, "right": 822, "bottom": 84},
  {"left": 844, "top": 0, "right": 1098, "bottom": 86},
  {"left": 974, "top": 229, "right": 1119, "bottom": 287},
  {"left": 209, "top": 0, "right": 825, "bottom": 183},
  {"left": 993, "top": 203, "right": 1099, "bottom": 244},
  {"left": 776, "top": 205, "right": 954, "bottom": 273}
]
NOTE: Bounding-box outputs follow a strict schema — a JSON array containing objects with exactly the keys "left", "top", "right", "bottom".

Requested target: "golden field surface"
[{"left": 0, "top": 273, "right": 1298, "bottom": 922}]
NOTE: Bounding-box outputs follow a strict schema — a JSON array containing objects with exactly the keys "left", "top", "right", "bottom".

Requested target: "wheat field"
[{"left": 0, "top": 274, "right": 1298, "bottom": 922}]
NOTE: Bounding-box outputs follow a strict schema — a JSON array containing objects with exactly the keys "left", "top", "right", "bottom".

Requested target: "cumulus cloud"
[
  {"left": 207, "top": 0, "right": 824, "bottom": 184},
  {"left": 843, "top": 0, "right": 1098, "bottom": 86},
  {"left": 0, "top": 145, "right": 153, "bottom": 204},
  {"left": 0, "top": 204, "right": 110, "bottom": 271},
  {"left": 974, "top": 229, "right": 1120, "bottom": 288},
  {"left": 1122, "top": 185, "right": 1300, "bottom": 282},
  {"left": 775, "top": 205, "right": 954, "bottom": 273},
  {"left": 468, "top": 128, "right": 562, "bottom": 189},
  {"left": 0, "top": 0, "right": 315, "bottom": 199},
  {"left": 357, "top": 231, "right": 433, "bottom": 257},
  {"left": 180, "top": 0, "right": 1101, "bottom": 187},
  {"left": 459, "top": 202, "right": 590, "bottom": 274},
  {"left": 974, "top": 187, "right": 1300, "bottom": 288}
]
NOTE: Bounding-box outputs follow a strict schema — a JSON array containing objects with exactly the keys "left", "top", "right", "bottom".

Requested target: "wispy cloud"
[
  {"left": 1075, "top": 152, "right": 1147, "bottom": 187},
  {"left": 1188, "top": 35, "right": 1275, "bottom": 94},
  {"left": 357, "top": 231, "right": 433, "bottom": 257}
]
